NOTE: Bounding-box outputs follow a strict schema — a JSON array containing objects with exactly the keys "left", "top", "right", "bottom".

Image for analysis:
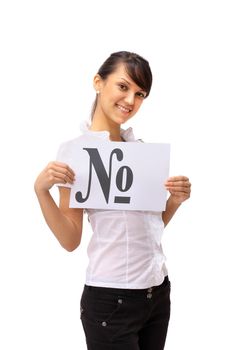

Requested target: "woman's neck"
[{"left": 90, "top": 116, "right": 123, "bottom": 142}]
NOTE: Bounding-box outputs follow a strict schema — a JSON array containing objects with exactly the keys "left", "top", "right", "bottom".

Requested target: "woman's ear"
[{"left": 93, "top": 74, "right": 102, "bottom": 94}]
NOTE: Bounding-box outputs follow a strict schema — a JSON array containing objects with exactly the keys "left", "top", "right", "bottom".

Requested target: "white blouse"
[{"left": 57, "top": 121, "right": 168, "bottom": 289}]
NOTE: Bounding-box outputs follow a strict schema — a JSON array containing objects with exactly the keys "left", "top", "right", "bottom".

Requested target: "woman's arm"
[
  {"left": 34, "top": 161, "right": 83, "bottom": 252},
  {"left": 162, "top": 176, "right": 191, "bottom": 227}
]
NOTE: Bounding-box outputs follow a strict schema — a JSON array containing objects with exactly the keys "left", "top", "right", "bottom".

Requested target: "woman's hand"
[
  {"left": 34, "top": 161, "right": 75, "bottom": 194},
  {"left": 164, "top": 175, "right": 191, "bottom": 205}
]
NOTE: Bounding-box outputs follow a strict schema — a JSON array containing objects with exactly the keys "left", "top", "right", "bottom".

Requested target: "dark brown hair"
[{"left": 91, "top": 51, "right": 153, "bottom": 118}]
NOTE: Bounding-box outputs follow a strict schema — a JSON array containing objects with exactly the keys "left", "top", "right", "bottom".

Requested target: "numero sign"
[{"left": 75, "top": 148, "right": 133, "bottom": 204}]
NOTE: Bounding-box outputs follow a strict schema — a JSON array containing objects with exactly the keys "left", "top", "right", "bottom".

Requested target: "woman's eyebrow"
[
  {"left": 119, "top": 77, "right": 145, "bottom": 92},
  {"left": 119, "top": 77, "right": 131, "bottom": 85}
]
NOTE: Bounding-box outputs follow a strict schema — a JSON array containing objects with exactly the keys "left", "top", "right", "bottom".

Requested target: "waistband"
[{"left": 84, "top": 276, "right": 169, "bottom": 296}]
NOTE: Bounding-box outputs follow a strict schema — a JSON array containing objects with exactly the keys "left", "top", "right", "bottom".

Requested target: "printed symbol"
[{"left": 75, "top": 148, "right": 133, "bottom": 204}]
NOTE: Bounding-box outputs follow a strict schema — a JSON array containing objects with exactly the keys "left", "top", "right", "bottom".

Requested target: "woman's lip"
[{"left": 116, "top": 104, "right": 132, "bottom": 113}]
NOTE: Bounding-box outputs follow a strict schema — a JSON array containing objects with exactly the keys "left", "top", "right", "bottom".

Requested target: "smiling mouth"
[{"left": 116, "top": 104, "right": 132, "bottom": 113}]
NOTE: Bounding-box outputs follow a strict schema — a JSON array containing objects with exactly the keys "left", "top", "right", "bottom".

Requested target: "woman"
[{"left": 34, "top": 51, "right": 191, "bottom": 349}]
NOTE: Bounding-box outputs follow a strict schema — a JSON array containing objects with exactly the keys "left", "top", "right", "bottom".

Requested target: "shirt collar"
[{"left": 80, "top": 120, "right": 136, "bottom": 142}]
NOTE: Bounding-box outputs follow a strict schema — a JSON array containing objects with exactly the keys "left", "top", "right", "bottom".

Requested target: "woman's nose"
[{"left": 124, "top": 92, "right": 135, "bottom": 105}]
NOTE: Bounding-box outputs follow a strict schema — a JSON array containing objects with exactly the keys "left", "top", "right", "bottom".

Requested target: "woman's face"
[{"left": 94, "top": 63, "right": 147, "bottom": 126}]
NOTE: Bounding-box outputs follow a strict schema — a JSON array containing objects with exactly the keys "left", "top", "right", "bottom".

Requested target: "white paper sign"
[{"left": 57, "top": 135, "right": 170, "bottom": 211}]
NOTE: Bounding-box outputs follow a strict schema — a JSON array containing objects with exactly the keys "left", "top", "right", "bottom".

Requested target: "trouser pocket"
[{"left": 80, "top": 287, "right": 126, "bottom": 342}]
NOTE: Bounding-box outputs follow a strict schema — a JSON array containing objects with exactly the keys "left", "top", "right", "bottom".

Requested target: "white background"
[{"left": 0, "top": 0, "right": 232, "bottom": 349}]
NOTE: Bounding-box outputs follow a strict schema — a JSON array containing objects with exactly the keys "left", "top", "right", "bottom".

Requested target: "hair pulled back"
[{"left": 91, "top": 51, "right": 153, "bottom": 118}]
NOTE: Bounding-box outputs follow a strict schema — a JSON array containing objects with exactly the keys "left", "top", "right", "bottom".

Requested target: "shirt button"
[
  {"left": 102, "top": 321, "right": 107, "bottom": 327},
  {"left": 147, "top": 287, "right": 153, "bottom": 292},
  {"left": 147, "top": 293, "right": 152, "bottom": 299},
  {"left": 118, "top": 299, "right": 123, "bottom": 304}
]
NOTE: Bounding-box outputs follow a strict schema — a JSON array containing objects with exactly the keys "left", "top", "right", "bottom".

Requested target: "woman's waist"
[
  {"left": 86, "top": 250, "right": 167, "bottom": 284},
  {"left": 84, "top": 269, "right": 169, "bottom": 293}
]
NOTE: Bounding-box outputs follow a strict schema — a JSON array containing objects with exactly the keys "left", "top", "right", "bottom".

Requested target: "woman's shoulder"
[
  {"left": 56, "top": 135, "right": 84, "bottom": 160},
  {"left": 58, "top": 133, "right": 93, "bottom": 149}
]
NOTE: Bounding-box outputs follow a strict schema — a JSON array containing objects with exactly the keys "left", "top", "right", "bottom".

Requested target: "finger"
[
  {"left": 165, "top": 181, "right": 191, "bottom": 189},
  {"left": 56, "top": 172, "right": 74, "bottom": 184},
  {"left": 52, "top": 176, "right": 73, "bottom": 185},
  {"left": 47, "top": 168, "right": 75, "bottom": 184},
  {"left": 55, "top": 166, "right": 75, "bottom": 181},
  {"left": 57, "top": 171, "right": 74, "bottom": 184},
  {"left": 168, "top": 191, "right": 190, "bottom": 200},
  {"left": 165, "top": 176, "right": 189, "bottom": 183},
  {"left": 50, "top": 162, "right": 76, "bottom": 177},
  {"left": 167, "top": 188, "right": 190, "bottom": 195},
  {"left": 168, "top": 187, "right": 191, "bottom": 194},
  {"left": 48, "top": 163, "right": 75, "bottom": 179}
]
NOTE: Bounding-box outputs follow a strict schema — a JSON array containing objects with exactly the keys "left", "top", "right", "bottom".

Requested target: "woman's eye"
[
  {"left": 119, "top": 84, "right": 127, "bottom": 90},
  {"left": 136, "top": 92, "right": 146, "bottom": 98}
]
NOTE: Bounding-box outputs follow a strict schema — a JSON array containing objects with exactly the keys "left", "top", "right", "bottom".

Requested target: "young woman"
[{"left": 34, "top": 51, "right": 191, "bottom": 350}]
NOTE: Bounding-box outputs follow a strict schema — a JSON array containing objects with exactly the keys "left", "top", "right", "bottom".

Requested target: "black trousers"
[{"left": 80, "top": 276, "right": 171, "bottom": 349}]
